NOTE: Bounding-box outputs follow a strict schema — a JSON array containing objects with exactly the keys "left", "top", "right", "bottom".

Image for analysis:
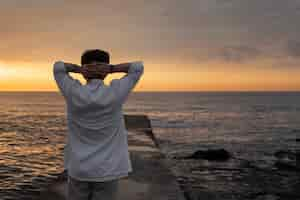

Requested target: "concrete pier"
[{"left": 39, "top": 115, "right": 185, "bottom": 200}]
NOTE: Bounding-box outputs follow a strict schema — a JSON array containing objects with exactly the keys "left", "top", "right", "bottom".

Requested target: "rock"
[
  {"left": 183, "top": 149, "right": 231, "bottom": 161},
  {"left": 274, "top": 150, "right": 295, "bottom": 160},
  {"left": 274, "top": 161, "right": 299, "bottom": 171},
  {"left": 274, "top": 150, "right": 299, "bottom": 171}
]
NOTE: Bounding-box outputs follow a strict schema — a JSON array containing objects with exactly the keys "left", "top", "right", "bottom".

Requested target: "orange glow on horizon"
[{"left": 0, "top": 60, "right": 300, "bottom": 92}]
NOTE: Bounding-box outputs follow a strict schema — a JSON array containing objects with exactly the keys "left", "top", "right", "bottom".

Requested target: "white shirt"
[{"left": 53, "top": 61, "right": 144, "bottom": 181}]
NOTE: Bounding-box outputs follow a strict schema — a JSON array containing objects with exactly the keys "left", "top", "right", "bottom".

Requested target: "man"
[{"left": 53, "top": 49, "right": 144, "bottom": 200}]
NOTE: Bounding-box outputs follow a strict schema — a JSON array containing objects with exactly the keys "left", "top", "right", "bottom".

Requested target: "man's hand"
[{"left": 81, "top": 63, "right": 113, "bottom": 79}]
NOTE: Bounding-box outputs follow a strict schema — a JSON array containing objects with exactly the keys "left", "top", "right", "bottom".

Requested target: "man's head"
[{"left": 81, "top": 49, "right": 110, "bottom": 80}]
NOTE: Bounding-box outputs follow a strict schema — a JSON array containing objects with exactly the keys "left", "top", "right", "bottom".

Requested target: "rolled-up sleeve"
[
  {"left": 53, "top": 61, "right": 79, "bottom": 98},
  {"left": 111, "top": 61, "right": 144, "bottom": 104}
]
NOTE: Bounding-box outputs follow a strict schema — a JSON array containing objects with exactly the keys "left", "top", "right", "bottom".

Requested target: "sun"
[
  {"left": 0, "top": 62, "right": 18, "bottom": 78},
  {"left": 0, "top": 62, "right": 8, "bottom": 77}
]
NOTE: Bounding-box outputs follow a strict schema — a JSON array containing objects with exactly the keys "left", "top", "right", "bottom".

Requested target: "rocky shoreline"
[{"left": 163, "top": 147, "right": 300, "bottom": 200}]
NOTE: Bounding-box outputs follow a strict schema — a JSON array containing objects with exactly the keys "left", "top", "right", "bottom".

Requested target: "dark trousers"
[{"left": 67, "top": 176, "right": 119, "bottom": 200}]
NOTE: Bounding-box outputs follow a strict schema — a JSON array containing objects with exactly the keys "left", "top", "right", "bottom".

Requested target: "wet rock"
[
  {"left": 274, "top": 161, "right": 299, "bottom": 171},
  {"left": 274, "top": 150, "right": 299, "bottom": 171},
  {"left": 274, "top": 150, "right": 296, "bottom": 160},
  {"left": 183, "top": 149, "right": 231, "bottom": 161}
]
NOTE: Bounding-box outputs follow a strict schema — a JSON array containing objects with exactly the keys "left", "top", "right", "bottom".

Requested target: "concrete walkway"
[{"left": 40, "top": 115, "right": 185, "bottom": 200}]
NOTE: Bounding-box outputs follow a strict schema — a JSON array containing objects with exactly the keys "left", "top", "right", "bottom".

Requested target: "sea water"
[{"left": 0, "top": 92, "right": 299, "bottom": 199}]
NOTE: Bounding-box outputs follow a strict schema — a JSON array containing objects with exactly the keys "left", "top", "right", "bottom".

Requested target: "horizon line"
[{"left": 0, "top": 90, "right": 300, "bottom": 93}]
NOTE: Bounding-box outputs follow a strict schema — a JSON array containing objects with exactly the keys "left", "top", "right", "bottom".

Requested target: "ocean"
[{"left": 0, "top": 92, "right": 299, "bottom": 199}]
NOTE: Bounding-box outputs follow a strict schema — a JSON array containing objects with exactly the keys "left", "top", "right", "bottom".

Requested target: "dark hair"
[{"left": 81, "top": 49, "right": 110, "bottom": 65}]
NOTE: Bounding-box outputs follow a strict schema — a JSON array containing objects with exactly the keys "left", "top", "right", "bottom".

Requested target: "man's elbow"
[
  {"left": 140, "top": 64, "right": 144, "bottom": 74},
  {"left": 53, "top": 61, "right": 65, "bottom": 74},
  {"left": 136, "top": 64, "right": 144, "bottom": 78},
  {"left": 137, "top": 61, "right": 144, "bottom": 71}
]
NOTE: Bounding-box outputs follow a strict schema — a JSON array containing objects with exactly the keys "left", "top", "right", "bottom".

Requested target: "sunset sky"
[{"left": 0, "top": 0, "right": 300, "bottom": 91}]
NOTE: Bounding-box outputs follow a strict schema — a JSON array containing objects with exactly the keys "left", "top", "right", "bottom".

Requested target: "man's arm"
[
  {"left": 81, "top": 62, "right": 138, "bottom": 75},
  {"left": 110, "top": 63, "right": 131, "bottom": 73},
  {"left": 64, "top": 62, "right": 82, "bottom": 73},
  {"left": 110, "top": 61, "right": 144, "bottom": 104},
  {"left": 53, "top": 61, "right": 81, "bottom": 97}
]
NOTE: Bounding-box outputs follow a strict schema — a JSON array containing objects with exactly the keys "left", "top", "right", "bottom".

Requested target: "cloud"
[
  {"left": 218, "top": 45, "right": 261, "bottom": 62},
  {"left": 287, "top": 40, "right": 300, "bottom": 58},
  {"left": 0, "top": 0, "right": 299, "bottom": 66}
]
